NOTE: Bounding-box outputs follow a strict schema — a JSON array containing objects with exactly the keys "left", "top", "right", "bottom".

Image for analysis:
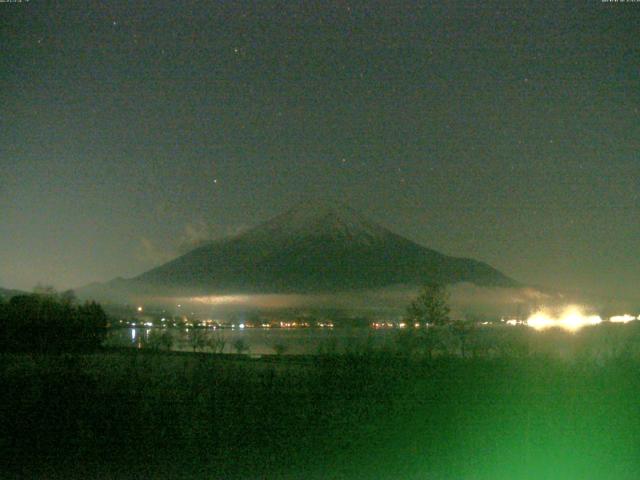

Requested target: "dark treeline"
[{"left": 0, "top": 291, "right": 107, "bottom": 353}]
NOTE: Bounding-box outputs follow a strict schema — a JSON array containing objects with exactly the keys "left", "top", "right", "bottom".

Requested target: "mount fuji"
[{"left": 82, "top": 202, "right": 517, "bottom": 300}]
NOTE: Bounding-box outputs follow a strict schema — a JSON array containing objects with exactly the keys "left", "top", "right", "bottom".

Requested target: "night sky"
[{"left": 1, "top": 1, "right": 638, "bottom": 302}]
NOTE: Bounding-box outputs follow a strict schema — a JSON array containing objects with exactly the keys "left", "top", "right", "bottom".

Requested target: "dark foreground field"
[{"left": 2, "top": 349, "right": 640, "bottom": 479}]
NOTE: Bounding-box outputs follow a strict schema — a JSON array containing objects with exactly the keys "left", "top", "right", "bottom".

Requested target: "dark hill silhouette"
[{"left": 0, "top": 287, "right": 26, "bottom": 299}]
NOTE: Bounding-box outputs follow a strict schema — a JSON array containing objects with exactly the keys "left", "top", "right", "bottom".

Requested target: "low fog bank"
[{"left": 75, "top": 280, "right": 639, "bottom": 321}]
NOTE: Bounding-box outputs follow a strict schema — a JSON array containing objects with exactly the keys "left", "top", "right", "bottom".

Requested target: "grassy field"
[{"left": 2, "top": 341, "right": 640, "bottom": 479}]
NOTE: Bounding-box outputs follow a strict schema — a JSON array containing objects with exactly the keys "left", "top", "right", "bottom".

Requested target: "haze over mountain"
[{"left": 81, "top": 202, "right": 517, "bottom": 303}]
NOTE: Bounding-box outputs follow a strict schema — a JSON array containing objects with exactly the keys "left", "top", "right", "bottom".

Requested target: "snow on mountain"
[{"left": 242, "top": 200, "right": 392, "bottom": 246}]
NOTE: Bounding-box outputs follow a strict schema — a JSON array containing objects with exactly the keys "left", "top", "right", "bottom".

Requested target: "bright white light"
[
  {"left": 526, "top": 306, "right": 602, "bottom": 332},
  {"left": 137, "top": 306, "right": 143, "bottom": 312},
  {"left": 526, "top": 312, "right": 555, "bottom": 330},
  {"left": 560, "top": 307, "right": 601, "bottom": 331},
  {"left": 239, "top": 323, "right": 245, "bottom": 329},
  {"left": 610, "top": 314, "right": 636, "bottom": 324}
]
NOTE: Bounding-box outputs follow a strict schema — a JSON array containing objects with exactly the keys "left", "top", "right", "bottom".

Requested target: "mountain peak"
[{"left": 243, "top": 200, "right": 389, "bottom": 244}]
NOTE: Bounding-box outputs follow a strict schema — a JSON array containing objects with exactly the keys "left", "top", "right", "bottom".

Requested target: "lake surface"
[{"left": 107, "top": 327, "right": 400, "bottom": 355}]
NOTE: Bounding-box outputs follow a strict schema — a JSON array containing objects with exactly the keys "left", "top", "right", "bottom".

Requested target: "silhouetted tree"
[
  {"left": 76, "top": 301, "right": 108, "bottom": 350},
  {"left": 188, "top": 328, "right": 207, "bottom": 352},
  {"left": 59, "top": 289, "right": 77, "bottom": 306},
  {"left": 405, "top": 284, "right": 451, "bottom": 327},
  {"left": 451, "top": 320, "right": 476, "bottom": 358},
  {"left": 0, "top": 293, "right": 107, "bottom": 353},
  {"left": 143, "top": 329, "right": 174, "bottom": 351},
  {"left": 419, "top": 326, "right": 441, "bottom": 360},
  {"left": 207, "top": 331, "right": 226, "bottom": 353}
]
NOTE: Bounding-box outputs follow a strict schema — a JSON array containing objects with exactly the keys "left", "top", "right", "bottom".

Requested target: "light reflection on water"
[{"left": 109, "top": 327, "right": 398, "bottom": 355}]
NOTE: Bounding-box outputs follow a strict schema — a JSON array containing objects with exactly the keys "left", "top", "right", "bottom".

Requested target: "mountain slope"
[{"left": 129, "top": 202, "right": 517, "bottom": 295}]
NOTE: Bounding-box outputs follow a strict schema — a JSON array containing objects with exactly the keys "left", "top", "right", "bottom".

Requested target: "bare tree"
[
  {"left": 207, "top": 330, "right": 226, "bottom": 353},
  {"left": 189, "top": 328, "right": 207, "bottom": 353},
  {"left": 145, "top": 329, "right": 164, "bottom": 351},
  {"left": 452, "top": 320, "right": 477, "bottom": 358},
  {"left": 232, "top": 338, "right": 249, "bottom": 355}
]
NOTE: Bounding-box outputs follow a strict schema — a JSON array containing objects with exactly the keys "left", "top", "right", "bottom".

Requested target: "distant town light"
[
  {"left": 525, "top": 306, "right": 602, "bottom": 332},
  {"left": 610, "top": 314, "right": 637, "bottom": 324}
]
